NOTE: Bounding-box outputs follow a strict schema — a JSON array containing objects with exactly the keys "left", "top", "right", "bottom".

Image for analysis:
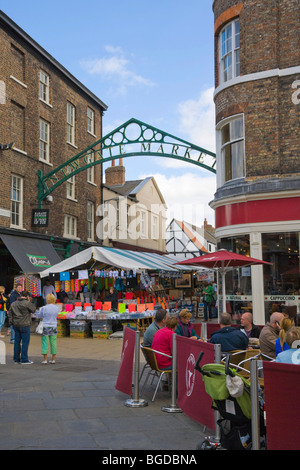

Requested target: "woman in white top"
[{"left": 37, "top": 293, "right": 59, "bottom": 364}]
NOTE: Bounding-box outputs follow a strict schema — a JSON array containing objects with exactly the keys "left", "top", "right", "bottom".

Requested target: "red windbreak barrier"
[
  {"left": 177, "top": 336, "right": 216, "bottom": 430},
  {"left": 264, "top": 361, "right": 300, "bottom": 450},
  {"left": 193, "top": 323, "right": 202, "bottom": 337},
  {"left": 115, "top": 327, "right": 136, "bottom": 395},
  {"left": 207, "top": 323, "right": 220, "bottom": 339}
]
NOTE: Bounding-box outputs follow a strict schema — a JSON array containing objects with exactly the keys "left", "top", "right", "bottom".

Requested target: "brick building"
[
  {"left": 0, "top": 11, "right": 107, "bottom": 288},
  {"left": 211, "top": 0, "right": 300, "bottom": 323}
]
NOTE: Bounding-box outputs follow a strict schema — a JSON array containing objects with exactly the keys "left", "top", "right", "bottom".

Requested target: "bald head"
[
  {"left": 240, "top": 312, "right": 253, "bottom": 329},
  {"left": 270, "top": 312, "right": 284, "bottom": 331}
]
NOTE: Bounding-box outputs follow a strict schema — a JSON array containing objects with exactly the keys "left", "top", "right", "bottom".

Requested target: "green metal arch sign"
[{"left": 37, "top": 118, "right": 216, "bottom": 206}]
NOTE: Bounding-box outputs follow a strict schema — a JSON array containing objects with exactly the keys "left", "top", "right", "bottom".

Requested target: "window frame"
[
  {"left": 10, "top": 174, "right": 23, "bottom": 229},
  {"left": 217, "top": 114, "right": 245, "bottom": 186},
  {"left": 219, "top": 18, "right": 240, "bottom": 85},
  {"left": 39, "top": 118, "right": 50, "bottom": 163},
  {"left": 67, "top": 101, "right": 75, "bottom": 145},
  {"left": 86, "top": 150, "right": 95, "bottom": 184},
  {"left": 39, "top": 70, "right": 50, "bottom": 104},
  {"left": 66, "top": 174, "right": 76, "bottom": 200},
  {"left": 152, "top": 214, "right": 159, "bottom": 239},
  {"left": 140, "top": 209, "right": 148, "bottom": 238},
  {"left": 87, "top": 107, "right": 95, "bottom": 135},
  {"left": 87, "top": 201, "right": 95, "bottom": 241},
  {"left": 64, "top": 214, "right": 77, "bottom": 238}
]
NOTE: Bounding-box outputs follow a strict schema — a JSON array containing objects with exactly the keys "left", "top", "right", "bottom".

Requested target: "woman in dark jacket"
[{"left": 175, "top": 309, "right": 200, "bottom": 340}]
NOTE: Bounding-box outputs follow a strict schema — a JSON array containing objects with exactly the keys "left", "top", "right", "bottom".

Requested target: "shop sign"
[
  {"left": 224, "top": 295, "right": 253, "bottom": 301},
  {"left": 31, "top": 209, "right": 49, "bottom": 227},
  {"left": 264, "top": 295, "right": 300, "bottom": 302},
  {"left": 26, "top": 254, "right": 52, "bottom": 268},
  {"left": 197, "top": 270, "right": 214, "bottom": 282}
]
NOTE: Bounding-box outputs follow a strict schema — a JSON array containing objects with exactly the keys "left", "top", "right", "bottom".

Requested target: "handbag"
[{"left": 35, "top": 320, "right": 44, "bottom": 335}]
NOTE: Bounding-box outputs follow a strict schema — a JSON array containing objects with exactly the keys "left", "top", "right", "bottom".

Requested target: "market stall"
[{"left": 36, "top": 246, "right": 203, "bottom": 338}]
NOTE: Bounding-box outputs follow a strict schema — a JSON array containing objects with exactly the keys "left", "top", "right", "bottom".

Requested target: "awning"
[
  {"left": 0, "top": 234, "right": 62, "bottom": 274},
  {"left": 39, "top": 246, "right": 199, "bottom": 278}
]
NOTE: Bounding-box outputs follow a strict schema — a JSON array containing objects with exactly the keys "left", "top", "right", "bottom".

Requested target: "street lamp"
[{"left": 0, "top": 142, "right": 15, "bottom": 150}]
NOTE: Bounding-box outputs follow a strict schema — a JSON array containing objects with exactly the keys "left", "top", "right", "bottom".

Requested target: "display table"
[{"left": 35, "top": 309, "right": 156, "bottom": 339}]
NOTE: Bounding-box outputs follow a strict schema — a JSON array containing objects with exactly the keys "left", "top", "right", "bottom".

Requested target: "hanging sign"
[{"left": 31, "top": 209, "right": 49, "bottom": 227}]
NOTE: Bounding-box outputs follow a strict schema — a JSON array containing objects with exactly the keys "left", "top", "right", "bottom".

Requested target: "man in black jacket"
[
  {"left": 8, "top": 290, "right": 36, "bottom": 364},
  {"left": 239, "top": 312, "right": 261, "bottom": 339}
]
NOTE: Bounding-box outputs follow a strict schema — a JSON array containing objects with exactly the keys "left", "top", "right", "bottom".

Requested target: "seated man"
[
  {"left": 276, "top": 327, "right": 300, "bottom": 364},
  {"left": 239, "top": 312, "right": 261, "bottom": 339},
  {"left": 143, "top": 309, "right": 168, "bottom": 348},
  {"left": 209, "top": 312, "right": 249, "bottom": 352},
  {"left": 259, "top": 311, "right": 284, "bottom": 359},
  {"left": 151, "top": 316, "right": 178, "bottom": 370}
]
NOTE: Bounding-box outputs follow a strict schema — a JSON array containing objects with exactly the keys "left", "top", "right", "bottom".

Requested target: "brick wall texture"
[
  {"left": 213, "top": 0, "right": 300, "bottom": 179},
  {"left": 0, "top": 18, "right": 105, "bottom": 240}
]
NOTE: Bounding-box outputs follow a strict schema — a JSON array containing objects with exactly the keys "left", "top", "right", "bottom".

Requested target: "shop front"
[{"left": 216, "top": 225, "right": 300, "bottom": 324}]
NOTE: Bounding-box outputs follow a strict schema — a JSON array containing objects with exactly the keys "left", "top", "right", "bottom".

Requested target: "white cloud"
[
  {"left": 177, "top": 86, "right": 216, "bottom": 153},
  {"left": 139, "top": 171, "right": 216, "bottom": 227},
  {"left": 80, "top": 45, "right": 155, "bottom": 90}
]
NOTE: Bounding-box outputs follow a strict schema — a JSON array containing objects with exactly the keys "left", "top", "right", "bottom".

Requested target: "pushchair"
[{"left": 194, "top": 352, "right": 265, "bottom": 450}]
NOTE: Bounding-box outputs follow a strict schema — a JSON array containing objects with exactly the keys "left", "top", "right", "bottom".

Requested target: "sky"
[{"left": 1, "top": 0, "right": 216, "bottom": 226}]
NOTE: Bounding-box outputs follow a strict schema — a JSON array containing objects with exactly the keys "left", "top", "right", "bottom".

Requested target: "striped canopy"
[{"left": 39, "top": 246, "right": 198, "bottom": 277}]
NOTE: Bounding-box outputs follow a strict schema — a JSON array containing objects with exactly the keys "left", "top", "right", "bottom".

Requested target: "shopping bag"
[{"left": 35, "top": 321, "right": 44, "bottom": 335}]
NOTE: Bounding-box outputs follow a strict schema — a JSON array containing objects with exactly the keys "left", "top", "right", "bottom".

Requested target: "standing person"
[
  {"left": 7, "top": 283, "right": 23, "bottom": 343},
  {"left": 37, "top": 293, "right": 59, "bottom": 364},
  {"left": 7, "top": 290, "right": 36, "bottom": 364},
  {"left": 212, "top": 281, "right": 218, "bottom": 318},
  {"left": 202, "top": 281, "right": 215, "bottom": 321},
  {"left": 0, "top": 286, "right": 8, "bottom": 338},
  {"left": 42, "top": 280, "right": 57, "bottom": 305},
  {"left": 105, "top": 287, "right": 118, "bottom": 310}
]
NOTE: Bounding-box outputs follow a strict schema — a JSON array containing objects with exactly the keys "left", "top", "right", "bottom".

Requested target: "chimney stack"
[{"left": 105, "top": 159, "right": 125, "bottom": 186}]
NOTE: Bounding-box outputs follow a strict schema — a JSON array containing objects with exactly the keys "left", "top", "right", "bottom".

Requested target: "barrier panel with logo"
[
  {"left": 264, "top": 361, "right": 300, "bottom": 450},
  {"left": 176, "top": 336, "right": 215, "bottom": 429},
  {"left": 115, "top": 327, "right": 136, "bottom": 395}
]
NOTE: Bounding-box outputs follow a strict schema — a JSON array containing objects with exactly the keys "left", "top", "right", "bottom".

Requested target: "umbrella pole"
[{"left": 222, "top": 269, "right": 226, "bottom": 313}]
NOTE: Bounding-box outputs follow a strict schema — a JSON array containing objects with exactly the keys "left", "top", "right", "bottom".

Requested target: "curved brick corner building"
[{"left": 211, "top": 0, "right": 300, "bottom": 323}]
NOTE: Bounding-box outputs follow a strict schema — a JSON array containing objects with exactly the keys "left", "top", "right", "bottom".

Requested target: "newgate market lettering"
[{"left": 37, "top": 118, "right": 216, "bottom": 206}]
